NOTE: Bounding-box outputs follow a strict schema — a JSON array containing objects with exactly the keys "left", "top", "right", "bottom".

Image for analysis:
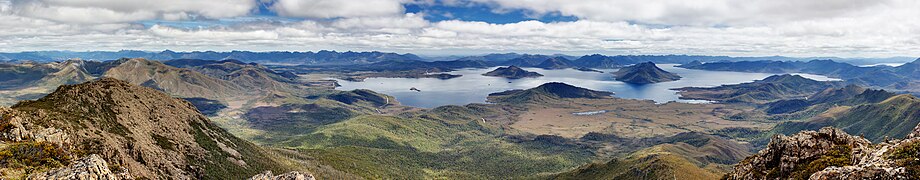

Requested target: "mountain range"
[
  {"left": 674, "top": 74, "right": 845, "bottom": 104},
  {"left": 0, "top": 50, "right": 423, "bottom": 65},
  {"left": 680, "top": 59, "right": 920, "bottom": 92},
  {"left": 3, "top": 52, "right": 920, "bottom": 179}
]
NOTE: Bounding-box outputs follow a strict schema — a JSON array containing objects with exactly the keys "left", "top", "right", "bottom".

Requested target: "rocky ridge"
[
  {"left": 1, "top": 78, "right": 296, "bottom": 179},
  {"left": 248, "top": 171, "right": 316, "bottom": 180},
  {"left": 28, "top": 154, "right": 133, "bottom": 180},
  {"left": 725, "top": 126, "right": 920, "bottom": 179}
]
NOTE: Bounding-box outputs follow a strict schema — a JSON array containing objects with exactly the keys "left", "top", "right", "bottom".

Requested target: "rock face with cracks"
[
  {"left": 28, "top": 154, "right": 133, "bottom": 180},
  {"left": 726, "top": 127, "right": 917, "bottom": 179},
  {"left": 248, "top": 171, "right": 316, "bottom": 180}
]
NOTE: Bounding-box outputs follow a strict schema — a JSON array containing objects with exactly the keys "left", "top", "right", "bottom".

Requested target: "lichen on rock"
[{"left": 248, "top": 171, "right": 315, "bottom": 180}]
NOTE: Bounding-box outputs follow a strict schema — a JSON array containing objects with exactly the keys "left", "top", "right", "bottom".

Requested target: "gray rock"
[
  {"left": 726, "top": 127, "right": 917, "bottom": 179},
  {"left": 28, "top": 154, "right": 133, "bottom": 180},
  {"left": 248, "top": 171, "right": 316, "bottom": 180}
]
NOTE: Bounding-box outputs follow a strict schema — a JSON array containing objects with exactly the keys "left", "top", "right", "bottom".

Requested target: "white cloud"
[
  {"left": 148, "top": 25, "right": 280, "bottom": 40},
  {"left": 9, "top": 0, "right": 255, "bottom": 24},
  {"left": 271, "top": 0, "right": 406, "bottom": 18},
  {"left": 331, "top": 13, "right": 429, "bottom": 34},
  {"left": 0, "top": 0, "right": 918, "bottom": 58},
  {"left": 470, "top": 0, "right": 892, "bottom": 26}
]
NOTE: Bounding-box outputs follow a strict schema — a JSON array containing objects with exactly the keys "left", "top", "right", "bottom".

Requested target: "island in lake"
[
  {"left": 612, "top": 62, "right": 682, "bottom": 84},
  {"left": 482, "top": 66, "right": 544, "bottom": 79}
]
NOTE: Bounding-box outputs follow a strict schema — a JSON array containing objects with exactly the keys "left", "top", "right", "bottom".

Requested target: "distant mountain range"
[
  {"left": 0, "top": 58, "right": 306, "bottom": 106},
  {"left": 680, "top": 59, "right": 920, "bottom": 92},
  {"left": 674, "top": 74, "right": 845, "bottom": 104},
  {"left": 0, "top": 50, "right": 424, "bottom": 65},
  {"left": 2, "top": 50, "right": 914, "bottom": 67}
]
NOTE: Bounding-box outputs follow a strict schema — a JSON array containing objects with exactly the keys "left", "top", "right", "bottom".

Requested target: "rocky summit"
[
  {"left": 248, "top": 171, "right": 316, "bottom": 180},
  {"left": 0, "top": 78, "right": 295, "bottom": 179},
  {"left": 725, "top": 127, "right": 920, "bottom": 179}
]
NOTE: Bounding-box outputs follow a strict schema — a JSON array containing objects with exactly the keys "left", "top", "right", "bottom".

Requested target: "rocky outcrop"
[
  {"left": 28, "top": 154, "right": 132, "bottom": 180},
  {"left": 1, "top": 107, "right": 70, "bottom": 147},
  {"left": 248, "top": 171, "right": 315, "bottom": 180},
  {"left": 726, "top": 127, "right": 915, "bottom": 179}
]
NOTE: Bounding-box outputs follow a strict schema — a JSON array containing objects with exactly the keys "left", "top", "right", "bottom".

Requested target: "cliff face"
[
  {"left": 725, "top": 127, "right": 918, "bottom": 179},
  {"left": 0, "top": 78, "right": 297, "bottom": 179}
]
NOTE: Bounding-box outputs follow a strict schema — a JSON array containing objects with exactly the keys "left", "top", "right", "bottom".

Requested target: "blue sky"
[
  {"left": 139, "top": 1, "right": 580, "bottom": 29},
  {"left": 0, "top": 0, "right": 918, "bottom": 58}
]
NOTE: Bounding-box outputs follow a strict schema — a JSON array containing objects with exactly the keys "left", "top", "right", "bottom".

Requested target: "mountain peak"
[
  {"left": 487, "top": 82, "right": 612, "bottom": 103},
  {"left": 6, "top": 78, "right": 291, "bottom": 179},
  {"left": 613, "top": 62, "right": 681, "bottom": 84}
]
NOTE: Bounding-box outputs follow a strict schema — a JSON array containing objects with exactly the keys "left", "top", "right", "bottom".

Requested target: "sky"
[{"left": 0, "top": 0, "right": 918, "bottom": 57}]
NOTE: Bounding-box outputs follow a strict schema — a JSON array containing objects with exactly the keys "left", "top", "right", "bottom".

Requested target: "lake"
[{"left": 335, "top": 64, "right": 840, "bottom": 108}]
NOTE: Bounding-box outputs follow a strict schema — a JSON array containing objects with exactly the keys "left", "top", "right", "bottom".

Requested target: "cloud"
[
  {"left": 470, "top": 0, "right": 892, "bottom": 26},
  {"left": 0, "top": 0, "right": 918, "bottom": 58},
  {"left": 9, "top": 0, "right": 256, "bottom": 24},
  {"left": 270, "top": 0, "right": 406, "bottom": 18}
]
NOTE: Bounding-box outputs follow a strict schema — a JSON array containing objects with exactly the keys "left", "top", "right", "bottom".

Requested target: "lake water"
[{"left": 335, "top": 64, "right": 840, "bottom": 108}]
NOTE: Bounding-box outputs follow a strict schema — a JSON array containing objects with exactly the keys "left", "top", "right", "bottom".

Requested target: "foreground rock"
[
  {"left": 482, "top": 66, "right": 543, "bottom": 79},
  {"left": 29, "top": 154, "right": 132, "bottom": 180},
  {"left": 248, "top": 171, "right": 316, "bottom": 180},
  {"left": 612, "top": 62, "right": 681, "bottom": 84},
  {"left": 725, "top": 127, "right": 918, "bottom": 179}
]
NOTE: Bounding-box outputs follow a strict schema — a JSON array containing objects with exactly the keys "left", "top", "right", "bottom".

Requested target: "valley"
[
  {"left": 3, "top": 1, "right": 919, "bottom": 179},
  {"left": 1, "top": 52, "right": 919, "bottom": 179}
]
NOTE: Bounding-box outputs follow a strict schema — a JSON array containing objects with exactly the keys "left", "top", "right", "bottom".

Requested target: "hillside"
[
  {"left": 487, "top": 82, "right": 614, "bottom": 103},
  {"left": 0, "top": 78, "right": 301, "bottom": 179},
  {"left": 28, "top": 60, "right": 94, "bottom": 88},
  {"left": 762, "top": 85, "right": 895, "bottom": 115},
  {"left": 482, "top": 66, "right": 544, "bottom": 79},
  {"left": 674, "top": 74, "right": 843, "bottom": 104},
  {"left": 0, "top": 62, "right": 58, "bottom": 89},
  {"left": 555, "top": 133, "right": 751, "bottom": 180},
  {"left": 535, "top": 57, "right": 575, "bottom": 69},
  {"left": 102, "top": 58, "right": 246, "bottom": 100},
  {"left": 612, "top": 62, "right": 681, "bottom": 84},
  {"left": 168, "top": 59, "right": 304, "bottom": 94},
  {"left": 678, "top": 59, "right": 920, "bottom": 92},
  {"left": 501, "top": 55, "right": 560, "bottom": 67},
  {"left": 572, "top": 54, "right": 628, "bottom": 68},
  {"left": 774, "top": 95, "right": 920, "bottom": 143}
]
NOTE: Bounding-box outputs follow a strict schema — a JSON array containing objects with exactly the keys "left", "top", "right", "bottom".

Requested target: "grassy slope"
[
  {"left": 772, "top": 95, "right": 920, "bottom": 143},
  {"left": 554, "top": 144, "right": 728, "bottom": 180},
  {"left": 268, "top": 114, "right": 592, "bottom": 179}
]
